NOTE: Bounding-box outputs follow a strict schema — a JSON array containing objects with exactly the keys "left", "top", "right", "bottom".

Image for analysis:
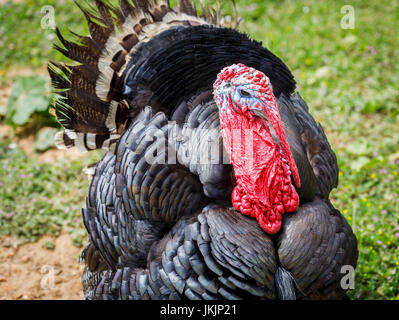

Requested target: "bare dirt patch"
[
  {"left": 0, "top": 233, "right": 84, "bottom": 300},
  {"left": 0, "top": 123, "right": 13, "bottom": 138},
  {"left": 15, "top": 132, "right": 84, "bottom": 163},
  {"left": 0, "top": 85, "right": 11, "bottom": 108},
  {"left": 0, "top": 122, "right": 84, "bottom": 162}
]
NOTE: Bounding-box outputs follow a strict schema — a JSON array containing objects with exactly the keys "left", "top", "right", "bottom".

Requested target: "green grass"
[
  {"left": 0, "top": 138, "right": 102, "bottom": 247},
  {"left": 0, "top": 0, "right": 398, "bottom": 299}
]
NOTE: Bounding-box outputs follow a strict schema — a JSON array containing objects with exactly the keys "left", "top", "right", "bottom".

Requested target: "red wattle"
[{"left": 221, "top": 112, "right": 300, "bottom": 235}]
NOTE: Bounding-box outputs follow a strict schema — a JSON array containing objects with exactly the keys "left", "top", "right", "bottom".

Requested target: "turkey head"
[{"left": 213, "top": 64, "right": 301, "bottom": 234}]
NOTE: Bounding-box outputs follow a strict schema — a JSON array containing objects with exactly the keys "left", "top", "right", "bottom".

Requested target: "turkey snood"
[{"left": 213, "top": 64, "right": 301, "bottom": 234}]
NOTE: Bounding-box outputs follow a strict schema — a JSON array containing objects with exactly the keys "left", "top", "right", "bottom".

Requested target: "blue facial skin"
[
  {"left": 215, "top": 79, "right": 288, "bottom": 168},
  {"left": 216, "top": 81, "right": 274, "bottom": 117}
]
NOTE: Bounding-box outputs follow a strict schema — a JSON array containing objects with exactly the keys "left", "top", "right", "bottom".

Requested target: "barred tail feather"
[
  {"left": 49, "top": 0, "right": 231, "bottom": 153},
  {"left": 54, "top": 129, "right": 113, "bottom": 153}
]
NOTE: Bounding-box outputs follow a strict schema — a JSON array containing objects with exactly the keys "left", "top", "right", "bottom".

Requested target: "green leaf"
[
  {"left": 362, "top": 100, "right": 383, "bottom": 113},
  {"left": 341, "top": 34, "right": 358, "bottom": 46},
  {"left": 307, "top": 66, "right": 332, "bottom": 85},
  {"left": 42, "top": 240, "right": 55, "bottom": 250},
  {"left": 34, "top": 127, "right": 59, "bottom": 152},
  {"left": 5, "top": 75, "right": 51, "bottom": 127},
  {"left": 347, "top": 140, "right": 374, "bottom": 156},
  {"left": 350, "top": 156, "right": 371, "bottom": 171},
  {"left": 388, "top": 151, "right": 399, "bottom": 162}
]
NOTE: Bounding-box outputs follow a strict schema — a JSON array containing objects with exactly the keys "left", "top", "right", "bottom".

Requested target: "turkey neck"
[{"left": 122, "top": 25, "right": 296, "bottom": 116}]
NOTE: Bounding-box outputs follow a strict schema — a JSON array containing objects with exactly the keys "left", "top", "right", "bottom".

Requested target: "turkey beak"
[{"left": 252, "top": 98, "right": 301, "bottom": 189}]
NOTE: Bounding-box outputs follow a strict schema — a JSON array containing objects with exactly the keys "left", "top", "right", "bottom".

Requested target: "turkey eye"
[{"left": 240, "top": 89, "right": 250, "bottom": 97}]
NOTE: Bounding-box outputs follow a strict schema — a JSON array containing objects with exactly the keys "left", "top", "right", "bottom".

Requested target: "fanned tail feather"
[{"left": 50, "top": 0, "right": 225, "bottom": 152}]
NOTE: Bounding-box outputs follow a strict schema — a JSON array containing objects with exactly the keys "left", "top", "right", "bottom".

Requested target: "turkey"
[{"left": 48, "top": 0, "right": 358, "bottom": 300}]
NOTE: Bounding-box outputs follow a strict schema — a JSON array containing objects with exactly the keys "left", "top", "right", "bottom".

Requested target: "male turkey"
[{"left": 48, "top": 0, "right": 358, "bottom": 300}]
